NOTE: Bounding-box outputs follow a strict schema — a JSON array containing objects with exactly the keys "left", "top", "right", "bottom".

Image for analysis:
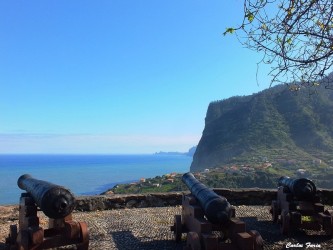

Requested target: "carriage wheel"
[
  {"left": 77, "top": 222, "right": 89, "bottom": 250},
  {"left": 271, "top": 201, "right": 279, "bottom": 223},
  {"left": 280, "top": 210, "right": 290, "bottom": 235},
  {"left": 249, "top": 230, "right": 264, "bottom": 250},
  {"left": 186, "top": 232, "right": 201, "bottom": 250},
  {"left": 173, "top": 215, "right": 182, "bottom": 242}
]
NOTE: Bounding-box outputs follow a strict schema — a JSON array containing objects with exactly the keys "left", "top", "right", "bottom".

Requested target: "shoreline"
[{"left": 0, "top": 154, "right": 191, "bottom": 205}]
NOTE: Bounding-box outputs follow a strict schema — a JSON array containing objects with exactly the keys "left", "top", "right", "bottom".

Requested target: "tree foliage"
[{"left": 225, "top": 0, "right": 333, "bottom": 89}]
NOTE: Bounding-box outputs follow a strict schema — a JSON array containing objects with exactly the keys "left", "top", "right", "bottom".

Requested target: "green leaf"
[
  {"left": 246, "top": 12, "right": 255, "bottom": 23},
  {"left": 223, "top": 28, "right": 235, "bottom": 36},
  {"left": 261, "top": 23, "right": 267, "bottom": 30}
]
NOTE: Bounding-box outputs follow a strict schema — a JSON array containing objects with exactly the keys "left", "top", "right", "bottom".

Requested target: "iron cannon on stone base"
[
  {"left": 271, "top": 176, "right": 333, "bottom": 236},
  {"left": 6, "top": 174, "right": 89, "bottom": 250},
  {"left": 171, "top": 172, "right": 263, "bottom": 250}
]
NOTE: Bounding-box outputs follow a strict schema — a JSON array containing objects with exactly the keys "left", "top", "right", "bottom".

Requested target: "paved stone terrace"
[{"left": 1, "top": 205, "right": 333, "bottom": 250}]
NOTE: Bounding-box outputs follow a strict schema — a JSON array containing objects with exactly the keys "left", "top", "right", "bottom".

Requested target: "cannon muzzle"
[
  {"left": 18, "top": 174, "right": 75, "bottom": 219},
  {"left": 182, "top": 172, "right": 232, "bottom": 224},
  {"left": 278, "top": 176, "right": 316, "bottom": 200}
]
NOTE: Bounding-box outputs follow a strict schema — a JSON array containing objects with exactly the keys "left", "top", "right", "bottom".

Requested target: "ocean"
[{"left": 0, "top": 154, "right": 192, "bottom": 205}]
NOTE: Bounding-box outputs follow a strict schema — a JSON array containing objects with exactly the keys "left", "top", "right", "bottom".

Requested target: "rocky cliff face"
[{"left": 190, "top": 84, "right": 333, "bottom": 172}]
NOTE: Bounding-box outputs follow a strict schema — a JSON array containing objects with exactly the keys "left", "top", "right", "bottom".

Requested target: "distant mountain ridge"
[
  {"left": 190, "top": 82, "right": 333, "bottom": 171},
  {"left": 155, "top": 146, "right": 197, "bottom": 157}
]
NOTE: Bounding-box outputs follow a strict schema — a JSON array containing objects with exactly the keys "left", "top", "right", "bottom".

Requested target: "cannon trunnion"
[
  {"left": 270, "top": 176, "right": 333, "bottom": 236},
  {"left": 6, "top": 174, "right": 89, "bottom": 250},
  {"left": 171, "top": 172, "right": 263, "bottom": 250}
]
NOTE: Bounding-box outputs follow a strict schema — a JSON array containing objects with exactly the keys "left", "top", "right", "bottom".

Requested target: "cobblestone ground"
[{"left": 1, "top": 205, "right": 333, "bottom": 249}]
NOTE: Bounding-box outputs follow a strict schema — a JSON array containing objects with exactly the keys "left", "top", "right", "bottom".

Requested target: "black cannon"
[
  {"left": 171, "top": 173, "right": 263, "bottom": 250},
  {"left": 18, "top": 174, "right": 75, "bottom": 219},
  {"left": 278, "top": 176, "right": 316, "bottom": 201},
  {"left": 6, "top": 174, "right": 89, "bottom": 250},
  {"left": 182, "top": 172, "right": 232, "bottom": 224},
  {"left": 270, "top": 176, "right": 333, "bottom": 236}
]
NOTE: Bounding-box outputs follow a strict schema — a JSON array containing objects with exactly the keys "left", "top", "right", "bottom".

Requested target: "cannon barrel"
[
  {"left": 18, "top": 174, "right": 76, "bottom": 219},
  {"left": 278, "top": 176, "right": 316, "bottom": 200},
  {"left": 182, "top": 172, "right": 232, "bottom": 224}
]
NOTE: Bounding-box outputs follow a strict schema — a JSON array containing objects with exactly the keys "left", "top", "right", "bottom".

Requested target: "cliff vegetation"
[{"left": 191, "top": 82, "right": 333, "bottom": 175}]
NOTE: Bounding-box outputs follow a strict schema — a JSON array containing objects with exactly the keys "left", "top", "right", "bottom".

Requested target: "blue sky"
[{"left": 0, "top": 0, "right": 271, "bottom": 154}]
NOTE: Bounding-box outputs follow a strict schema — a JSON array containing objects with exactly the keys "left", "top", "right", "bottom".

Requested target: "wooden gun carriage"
[
  {"left": 171, "top": 173, "right": 263, "bottom": 250},
  {"left": 6, "top": 174, "right": 89, "bottom": 250},
  {"left": 270, "top": 176, "right": 333, "bottom": 236}
]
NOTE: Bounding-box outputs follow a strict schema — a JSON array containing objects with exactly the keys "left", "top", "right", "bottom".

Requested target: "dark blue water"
[{"left": 0, "top": 154, "right": 191, "bottom": 205}]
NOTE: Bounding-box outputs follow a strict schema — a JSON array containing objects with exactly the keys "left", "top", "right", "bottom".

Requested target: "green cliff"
[{"left": 191, "top": 83, "right": 333, "bottom": 172}]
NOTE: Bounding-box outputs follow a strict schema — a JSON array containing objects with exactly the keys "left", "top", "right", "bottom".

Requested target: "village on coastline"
[{"left": 104, "top": 156, "right": 333, "bottom": 195}]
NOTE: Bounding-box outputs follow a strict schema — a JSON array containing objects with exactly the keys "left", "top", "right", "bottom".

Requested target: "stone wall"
[
  {"left": 75, "top": 192, "right": 183, "bottom": 211},
  {"left": 75, "top": 188, "right": 333, "bottom": 212}
]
